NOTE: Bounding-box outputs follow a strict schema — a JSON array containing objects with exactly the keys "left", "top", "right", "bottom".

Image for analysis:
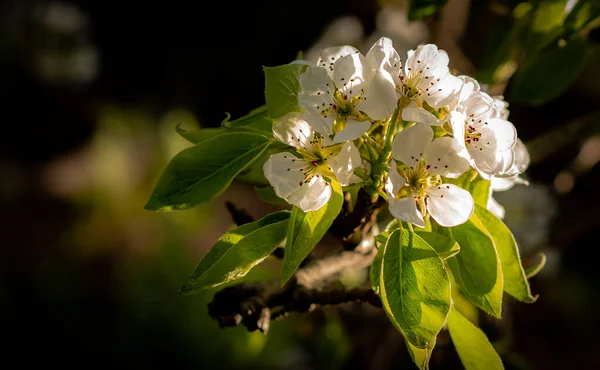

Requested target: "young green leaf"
[
  {"left": 145, "top": 133, "right": 272, "bottom": 210},
  {"left": 525, "top": 252, "right": 547, "bottom": 278},
  {"left": 448, "top": 215, "right": 504, "bottom": 318},
  {"left": 406, "top": 337, "right": 436, "bottom": 370},
  {"left": 447, "top": 309, "right": 503, "bottom": 370},
  {"left": 176, "top": 126, "right": 228, "bottom": 144},
  {"left": 380, "top": 229, "right": 451, "bottom": 348},
  {"left": 416, "top": 231, "right": 460, "bottom": 260},
  {"left": 180, "top": 211, "right": 290, "bottom": 294},
  {"left": 281, "top": 180, "right": 343, "bottom": 285},
  {"left": 475, "top": 205, "right": 537, "bottom": 303},
  {"left": 264, "top": 63, "right": 307, "bottom": 119}
]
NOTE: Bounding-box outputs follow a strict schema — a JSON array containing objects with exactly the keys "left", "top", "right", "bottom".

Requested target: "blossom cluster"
[{"left": 263, "top": 37, "right": 529, "bottom": 227}]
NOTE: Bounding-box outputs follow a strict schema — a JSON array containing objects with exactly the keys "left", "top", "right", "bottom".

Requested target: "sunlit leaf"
[
  {"left": 180, "top": 211, "right": 290, "bottom": 293},
  {"left": 145, "top": 133, "right": 272, "bottom": 210},
  {"left": 281, "top": 180, "right": 343, "bottom": 284},
  {"left": 448, "top": 215, "right": 503, "bottom": 318},
  {"left": 406, "top": 337, "right": 436, "bottom": 370},
  {"left": 264, "top": 64, "right": 307, "bottom": 119},
  {"left": 416, "top": 231, "right": 460, "bottom": 260},
  {"left": 380, "top": 229, "right": 451, "bottom": 348},
  {"left": 475, "top": 205, "right": 537, "bottom": 303},
  {"left": 447, "top": 309, "right": 503, "bottom": 370}
]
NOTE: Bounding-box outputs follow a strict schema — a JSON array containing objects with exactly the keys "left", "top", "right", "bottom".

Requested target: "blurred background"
[{"left": 1, "top": 0, "right": 599, "bottom": 368}]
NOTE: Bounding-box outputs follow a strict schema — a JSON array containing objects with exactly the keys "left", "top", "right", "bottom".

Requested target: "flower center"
[
  {"left": 397, "top": 63, "right": 442, "bottom": 101},
  {"left": 394, "top": 160, "right": 442, "bottom": 216},
  {"left": 294, "top": 133, "right": 341, "bottom": 186}
]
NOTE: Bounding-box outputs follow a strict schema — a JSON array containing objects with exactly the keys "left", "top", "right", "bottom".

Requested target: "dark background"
[{"left": 1, "top": 0, "right": 599, "bottom": 368}]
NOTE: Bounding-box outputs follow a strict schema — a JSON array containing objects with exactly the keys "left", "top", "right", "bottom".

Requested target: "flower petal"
[
  {"left": 391, "top": 123, "right": 433, "bottom": 168},
  {"left": 263, "top": 152, "right": 308, "bottom": 199},
  {"left": 487, "top": 196, "right": 506, "bottom": 219},
  {"left": 365, "top": 37, "right": 402, "bottom": 83},
  {"left": 424, "top": 137, "right": 470, "bottom": 178},
  {"left": 359, "top": 69, "right": 397, "bottom": 120},
  {"left": 333, "top": 119, "right": 371, "bottom": 143},
  {"left": 426, "top": 184, "right": 474, "bottom": 227},
  {"left": 298, "top": 66, "right": 335, "bottom": 117},
  {"left": 510, "top": 138, "right": 529, "bottom": 174},
  {"left": 385, "top": 160, "right": 407, "bottom": 195},
  {"left": 286, "top": 175, "right": 332, "bottom": 212},
  {"left": 480, "top": 118, "right": 517, "bottom": 151},
  {"left": 272, "top": 112, "right": 315, "bottom": 148},
  {"left": 401, "top": 102, "right": 442, "bottom": 125},
  {"left": 426, "top": 74, "right": 463, "bottom": 109},
  {"left": 388, "top": 194, "right": 425, "bottom": 228},
  {"left": 317, "top": 45, "right": 359, "bottom": 78},
  {"left": 333, "top": 52, "right": 373, "bottom": 96},
  {"left": 329, "top": 141, "right": 361, "bottom": 185},
  {"left": 461, "top": 90, "right": 496, "bottom": 120}
]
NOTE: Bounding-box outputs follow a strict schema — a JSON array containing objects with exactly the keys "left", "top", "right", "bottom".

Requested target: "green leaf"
[
  {"left": 406, "top": 337, "right": 436, "bottom": 370},
  {"left": 564, "top": 0, "right": 600, "bottom": 36},
  {"left": 448, "top": 215, "right": 503, "bottom": 318},
  {"left": 176, "top": 126, "right": 228, "bottom": 144},
  {"left": 416, "top": 231, "right": 460, "bottom": 260},
  {"left": 254, "top": 185, "right": 289, "bottom": 206},
  {"left": 526, "top": 0, "right": 569, "bottom": 54},
  {"left": 281, "top": 180, "right": 344, "bottom": 284},
  {"left": 475, "top": 205, "right": 537, "bottom": 303},
  {"left": 145, "top": 133, "right": 272, "bottom": 210},
  {"left": 379, "top": 229, "right": 451, "bottom": 348},
  {"left": 447, "top": 309, "right": 503, "bottom": 370},
  {"left": 407, "top": 0, "right": 449, "bottom": 21},
  {"left": 176, "top": 107, "right": 273, "bottom": 145},
  {"left": 525, "top": 252, "right": 547, "bottom": 278},
  {"left": 510, "top": 41, "right": 588, "bottom": 105},
  {"left": 444, "top": 171, "right": 490, "bottom": 208},
  {"left": 264, "top": 63, "right": 307, "bottom": 119},
  {"left": 180, "top": 211, "right": 290, "bottom": 293}
]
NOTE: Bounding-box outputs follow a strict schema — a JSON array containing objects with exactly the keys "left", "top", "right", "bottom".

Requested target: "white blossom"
[
  {"left": 398, "top": 44, "right": 463, "bottom": 125},
  {"left": 263, "top": 112, "right": 361, "bottom": 212},
  {"left": 298, "top": 37, "right": 398, "bottom": 143},
  {"left": 448, "top": 77, "right": 518, "bottom": 179},
  {"left": 386, "top": 124, "right": 473, "bottom": 227}
]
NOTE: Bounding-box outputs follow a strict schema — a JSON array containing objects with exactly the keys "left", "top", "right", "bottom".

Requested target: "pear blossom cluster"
[{"left": 263, "top": 37, "right": 529, "bottom": 227}]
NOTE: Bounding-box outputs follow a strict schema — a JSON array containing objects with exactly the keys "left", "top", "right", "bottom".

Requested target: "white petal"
[
  {"left": 298, "top": 66, "right": 335, "bottom": 116},
  {"left": 511, "top": 138, "right": 529, "bottom": 174},
  {"left": 480, "top": 118, "right": 517, "bottom": 151},
  {"left": 391, "top": 124, "right": 433, "bottom": 168},
  {"left": 491, "top": 176, "right": 518, "bottom": 192},
  {"left": 272, "top": 112, "right": 315, "bottom": 148},
  {"left": 359, "top": 69, "right": 397, "bottom": 120},
  {"left": 385, "top": 160, "right": 408, "bottom": 195},
  {"left": 406, "top": 44, "right": 449, "bottom": 78},
  {"left": 470, "top": 146, "right": 511, "bottom": 179},
  {"left": 365, "top": 37, "right": 402, "bottom": 83},
  {"left": 401, "top": 102, "right": 442, "bottom": 125},
  {"left": 492, "top": 95, "right": 510, "bottom": 120},
  {"left": 287, "top": 175, "right": 332, "bottom": 212},
  {"left": 449, "top": 111, "right": 467, "bottom": 150},
  {"left": 424, "top": 137, "right": 470, "bottom": 178},
  {"left": 333, "top": 119, "right": 371, "bottom": 143},
  {"left": 425, "top": 74, "right": 463, "bottom": 109},
  {"left": 447, "top": 75, "right": 476, "bottom": 111},
  {"left": 333, "top": 53, "right": 373, "bottom": 96},
  {"left": 487, "top": 196, "right": 506, "bottom": 219},
  {"left": 301, "top": 109, "right": 334, "bottom": 138},
  {"left": 317, "top": 45, "right": 359, "bottom": 78},
  {"left": 460, "top": 90, "right": 496, "bottom": 120},
  {"left": 329, "top": 141, "right": 361, "bottom": 185},
  {"left": 263, "top": 152, "right": 308, "bottom": 199},
  {"left": 426, "top": 184, "right": 474, "bottom": 227},
  {"left": 388, "top": 195, "right": 425, "bottom": 228}
]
